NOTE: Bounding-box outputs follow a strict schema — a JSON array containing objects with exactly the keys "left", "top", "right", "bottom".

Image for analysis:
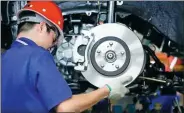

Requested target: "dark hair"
[
  {"left": 17, "top": 22, "right": 53, "bottom": 35},
  {"left": 17, "top": 22, "right": 37, "bottom": 35}
]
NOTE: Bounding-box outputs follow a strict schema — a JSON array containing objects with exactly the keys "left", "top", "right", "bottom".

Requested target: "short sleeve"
[{"left": 35, "top": 51, "right": 72, "bottom": 111}]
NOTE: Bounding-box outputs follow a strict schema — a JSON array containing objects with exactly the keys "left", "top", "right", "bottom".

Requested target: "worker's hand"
[{"left": 105, "top": 76, "right": 133, "bottom": 100}]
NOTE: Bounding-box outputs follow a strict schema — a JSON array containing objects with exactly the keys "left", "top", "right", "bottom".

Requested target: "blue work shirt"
[{"left": 2, "top": 37, "right": 72, "bottom": 113}]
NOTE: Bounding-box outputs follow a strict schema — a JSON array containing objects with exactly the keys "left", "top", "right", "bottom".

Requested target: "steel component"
[
  {"left": 115, "top": 65, "right": 119, "bottom": 69},
  {"left": 108, "top": 1, "right": 115, "bottom": 23},
  {"left": 97, "top": 50, "right": 101, "bottom": 53},
  {"left": 105, "top": 50, "right": 117, "bottom": 63},
  {"left": 81, "top": 23, "right": 145, "bottom": 87},
  {"left": 72, "top": 24, "right": 94, "bottom": 66},
  {"left": 90, "top": 37, "right": 130, "bottom": 76},
  {"left": 72, "top": 35, "right": 88, "bottom": 63},
  {"left": 100, "top": 64, "right": 104, "bottom": 68},
  {"left": 84, "top": 33, "right": 95, "bottom": 70},
  {"left": 139, "top": 76, "right": 166, "bottom": 83},
  {"left": 121, "top": 51, "right": 125, "bottom": 55},
  {"left": 56, "top": 24, "right": 94, "bottom": 70},
  {"left": 56, "top": 38, "right": 75, "bottom": 66}
]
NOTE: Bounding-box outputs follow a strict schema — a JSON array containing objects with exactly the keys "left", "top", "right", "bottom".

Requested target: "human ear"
[{"left": 39, "top": 22, "right": 47, "bottom": 33}]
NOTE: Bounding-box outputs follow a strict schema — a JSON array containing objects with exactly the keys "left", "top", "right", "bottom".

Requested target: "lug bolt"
[
  {"left": 121, "top": 52, "right": 125, "bottom": 55},
  {"left": 97, "top": 50, "right": 101, "bottom": 53},
  {"left": 100, "top": 64, "right": 104, "bottom": 68},
  {"left": 109, "top": 42, "right": 113, "bottom": 46},
  {"left": 115, "top": 65, "right": 119, "bottom": 69}
]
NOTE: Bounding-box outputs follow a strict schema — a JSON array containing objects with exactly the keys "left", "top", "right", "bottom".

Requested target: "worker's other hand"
[{"left": 105, "top": 76, "right": 133, "bottom": 100}]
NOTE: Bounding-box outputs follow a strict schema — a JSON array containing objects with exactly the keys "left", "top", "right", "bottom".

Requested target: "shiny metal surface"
[
  {"left": 56, "top": 40, "right": 74, "bottom": 66},
  {"left": 81, "top": 23, "right": 145, "bottom": 87},
  {"left": 94, "top": 40, "right": 127, "bottom": 72},
  {"left": 139, "top": 76, "right": 166, "bottom": 83},
  {"left": 108, "top": 1, "right": 115, "bottom": 23}
]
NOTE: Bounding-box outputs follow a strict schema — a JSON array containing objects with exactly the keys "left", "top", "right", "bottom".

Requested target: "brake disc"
[{"left": 81, "top": 23, "right": 145, "bottom": 87}]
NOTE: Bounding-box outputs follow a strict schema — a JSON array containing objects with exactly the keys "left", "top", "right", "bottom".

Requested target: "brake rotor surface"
[{"left": 82, "top": 23, "right": 145, "bottom": 87}]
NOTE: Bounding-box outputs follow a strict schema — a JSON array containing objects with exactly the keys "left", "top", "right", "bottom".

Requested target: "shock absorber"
[{"left": 107, "top": 1, "right": 115, "bottom": 23}]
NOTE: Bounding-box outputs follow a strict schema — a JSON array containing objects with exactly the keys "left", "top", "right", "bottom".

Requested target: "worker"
[{"left": 2, "top": 1, "right": 132, "bottom": 113}]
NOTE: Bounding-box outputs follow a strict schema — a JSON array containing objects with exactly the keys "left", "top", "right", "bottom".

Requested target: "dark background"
[{"left": 1, "top": 1, "right": 184, "bottom": 48}]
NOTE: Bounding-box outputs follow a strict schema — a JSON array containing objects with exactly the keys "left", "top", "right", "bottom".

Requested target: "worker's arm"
[
  {"left": 56, "top": 86, "right": 109, "bottom": 112},
  {"left": 35, "top": 51, "right": 132, "bottom": 112},
  {"left": 56, "top": 76, "right": 132, "bottom": 112}
]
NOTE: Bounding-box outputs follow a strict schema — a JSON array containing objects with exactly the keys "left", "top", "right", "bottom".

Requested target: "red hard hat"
[{"left": 17, "top": 1, "right": 64, "bottom": 35}]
